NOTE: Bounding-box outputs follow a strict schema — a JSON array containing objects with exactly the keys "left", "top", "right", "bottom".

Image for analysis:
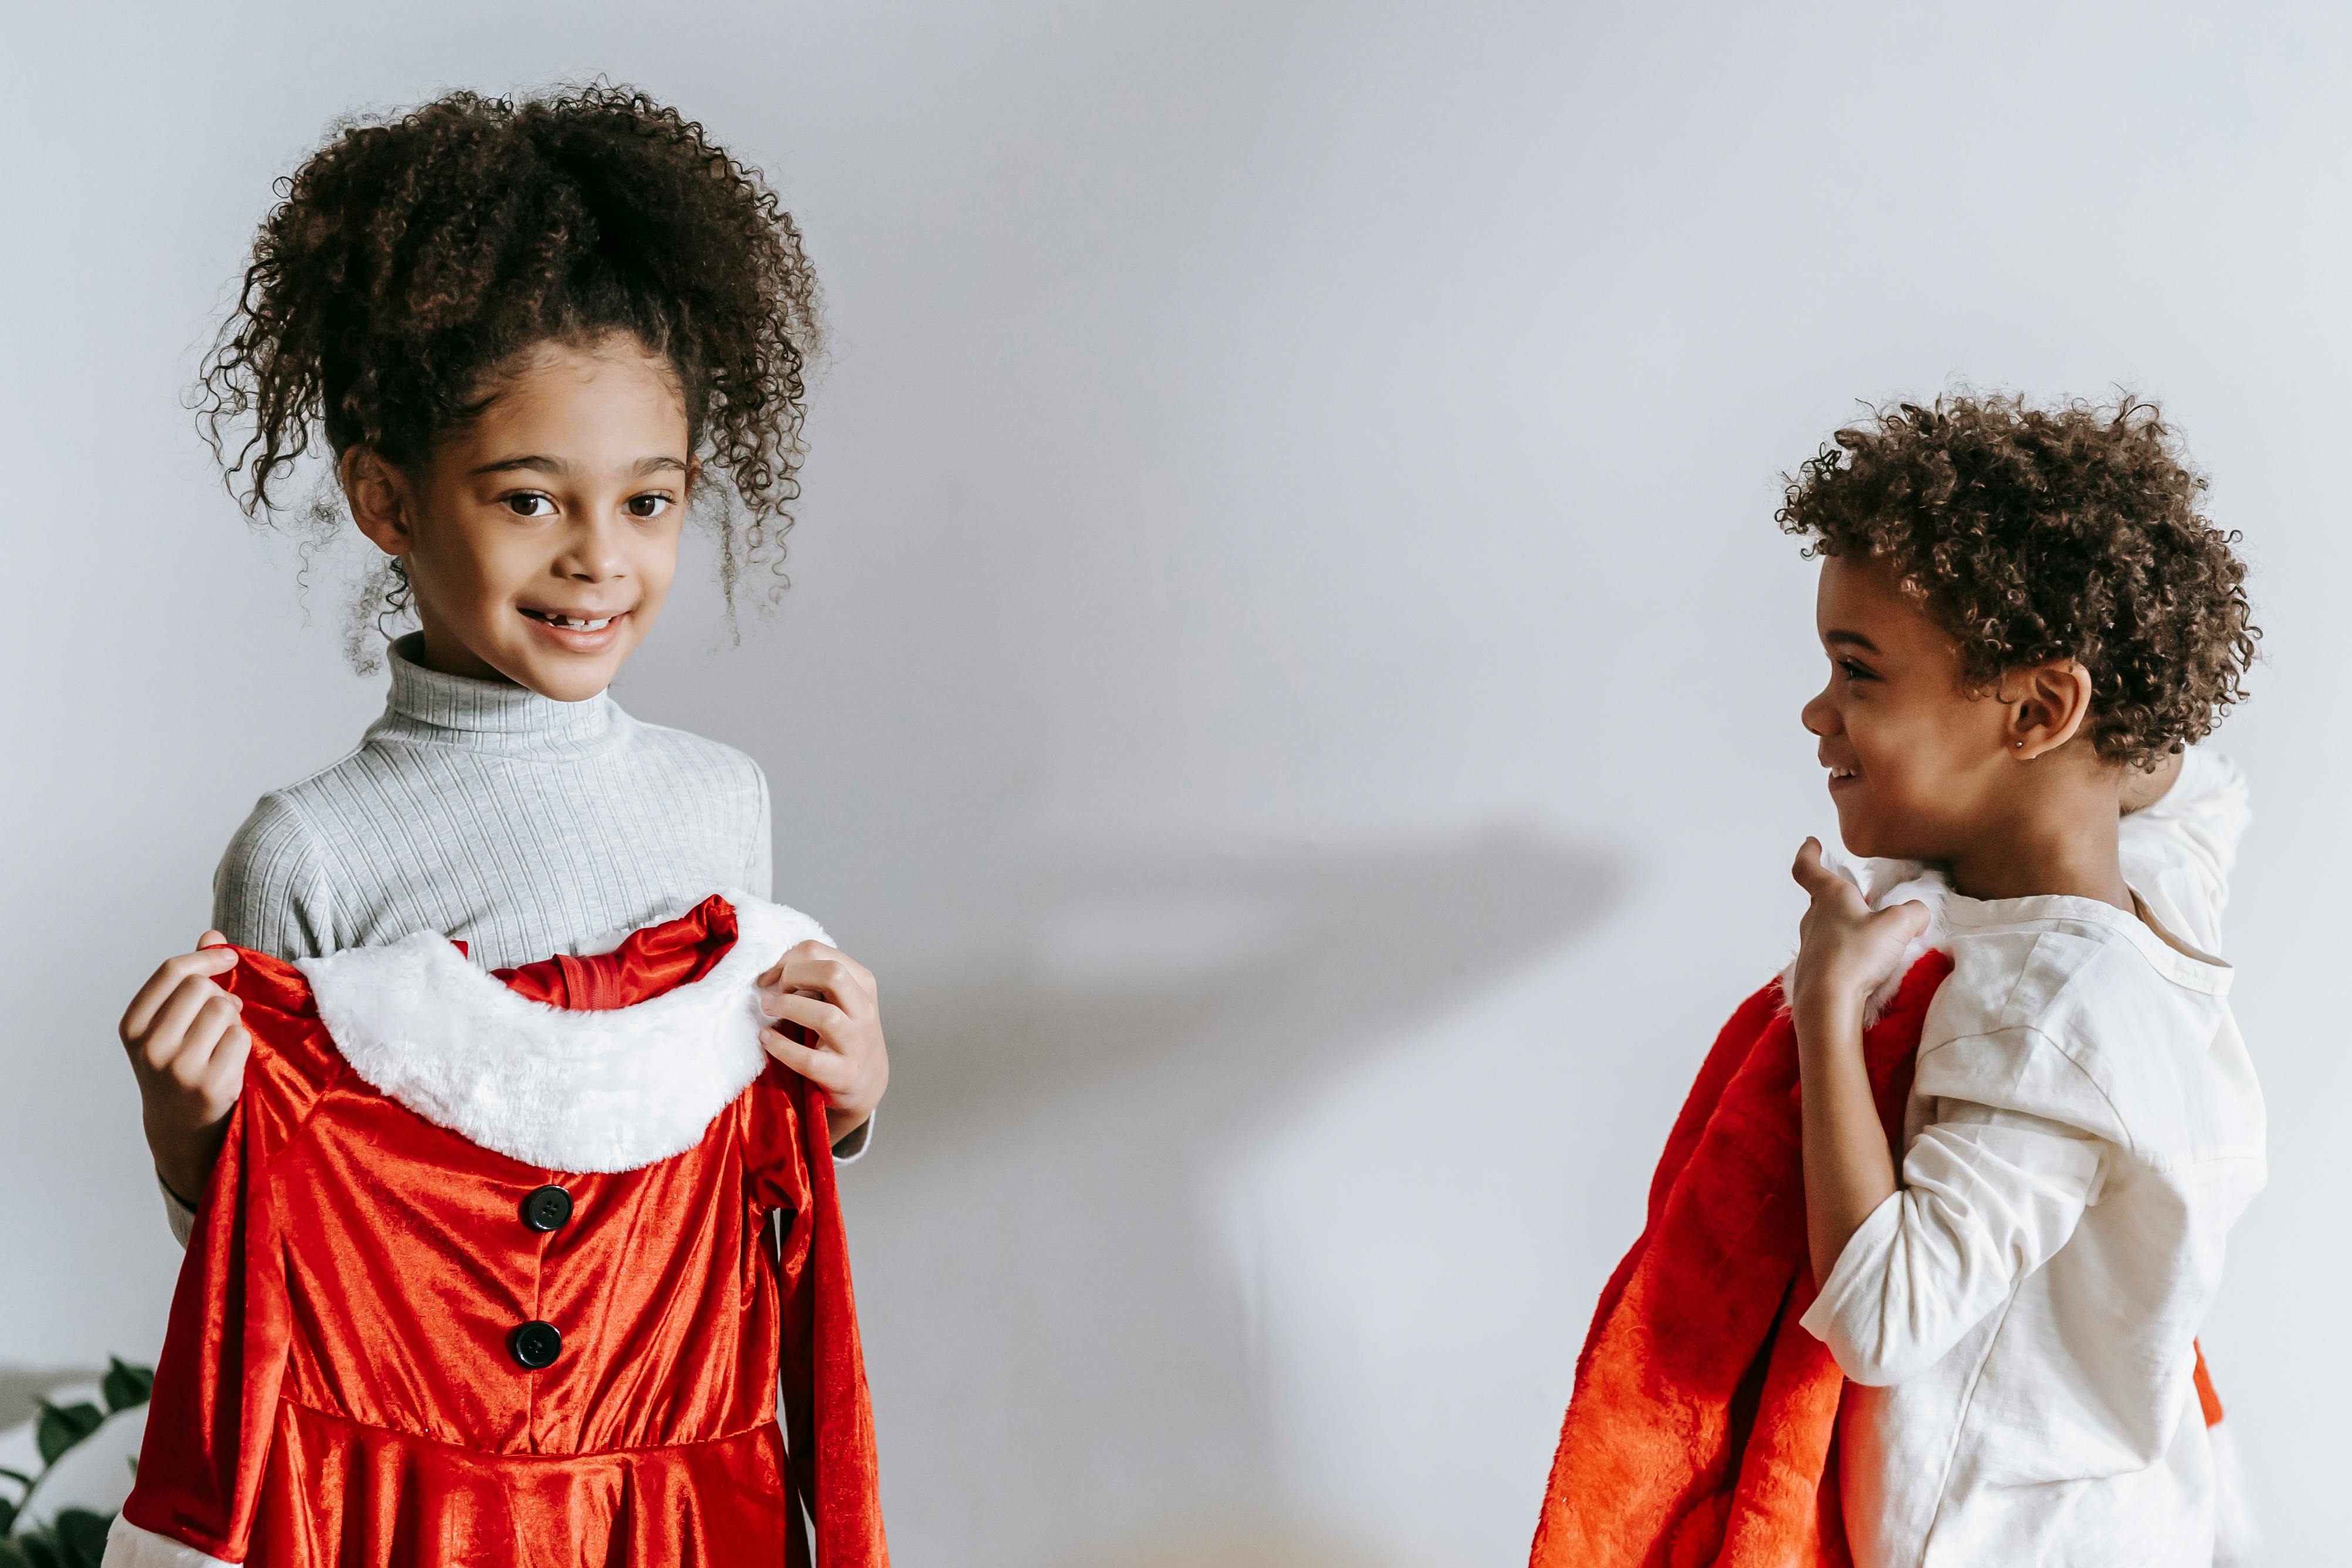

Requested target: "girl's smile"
[{"left": 519, "top": 604, "right": 634, "bottom": 652}]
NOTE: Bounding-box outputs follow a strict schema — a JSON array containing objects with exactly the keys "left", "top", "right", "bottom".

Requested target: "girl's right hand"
[{"left": 119, "top": 933, "right": 251, "bottom": 1208}]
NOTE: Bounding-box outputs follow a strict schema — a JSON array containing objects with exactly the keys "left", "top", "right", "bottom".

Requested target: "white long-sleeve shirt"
[{"left": 1800, "top": 750, "right": 2262, "bottom": 1567}]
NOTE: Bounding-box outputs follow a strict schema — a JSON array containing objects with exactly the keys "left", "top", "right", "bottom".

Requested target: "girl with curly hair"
[
  {"left": 1779, "top": 393, "right": 2263, "bottom": 1564},
  {"left": 116, "top": 85, "right": 888, "bottom": 1249}
]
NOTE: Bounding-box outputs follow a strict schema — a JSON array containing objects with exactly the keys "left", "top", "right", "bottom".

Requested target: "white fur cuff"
[{"left": 101, "top": 1513, "right": 234, "bottom": 1568}]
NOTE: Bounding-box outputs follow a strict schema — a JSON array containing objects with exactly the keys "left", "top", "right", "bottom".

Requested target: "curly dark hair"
[
  {"left": 196, "top": 82, "right": 823, "bottom": 636},
  {"left": 1776, "top": 391, "right": 2256, "bottom": 769}
]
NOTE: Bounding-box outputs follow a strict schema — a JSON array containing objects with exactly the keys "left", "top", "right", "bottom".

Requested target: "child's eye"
[
  {"left": 626, "top": 493, "right": 674, "bottom": 519},
  {"left": 503, "top": 493, "right": 556, "bottom": 519},
  {"left": 1837, "top": 658, "right": 1875, "bottom": 682}
]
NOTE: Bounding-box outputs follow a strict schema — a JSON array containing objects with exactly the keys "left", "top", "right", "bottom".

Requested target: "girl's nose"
[{"left": 556, "top": 518, "right": 629, "bottom": 581}]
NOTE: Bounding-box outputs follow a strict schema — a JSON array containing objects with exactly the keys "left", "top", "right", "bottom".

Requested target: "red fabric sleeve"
[
  {"left": 1573, "top": 978, "right": 1786, "bottom": 1387},
  {"left": 119, "top": 950, "right": 341, "bottom": 1563},
  {"left": 747, "top": 1060, "right": 889, "bottom": 1568}
]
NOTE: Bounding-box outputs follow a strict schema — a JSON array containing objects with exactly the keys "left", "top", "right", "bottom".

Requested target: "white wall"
[{"left": 5, "top": 4, "right": 2347, "bottom": 1562}]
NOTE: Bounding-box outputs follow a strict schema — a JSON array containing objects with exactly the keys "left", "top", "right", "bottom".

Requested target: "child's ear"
[
  {"left": 341, "top": 447, "right": 414, "bottom": 556},
  {"left": 2002, "top": 659, "right": 2096, "bottom": 761}
]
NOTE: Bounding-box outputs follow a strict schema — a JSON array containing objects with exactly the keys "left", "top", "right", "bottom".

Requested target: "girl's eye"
[
  {"left": 1837, "top": 658, "right": 1874, "bottom": 682},
  {"left": 626, "top": 493, "right": 673, "bottom": 520},
  {"left": 503, "top": 493, "right": 555, "bottom": 519}
]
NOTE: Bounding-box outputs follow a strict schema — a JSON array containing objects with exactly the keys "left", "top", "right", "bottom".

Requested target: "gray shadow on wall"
[
  {"left": 844, "top": 825, "right": 1619, "bottom": 1563},
  {"left": 878, "top": 824, "right": 1619, "bottom": 1139}
]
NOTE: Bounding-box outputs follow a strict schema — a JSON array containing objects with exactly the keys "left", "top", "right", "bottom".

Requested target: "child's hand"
[
  {"left": 119, "top": 933, "right": 252, "bottom": 1206},
  {"left": 756, "top": 942, "right": 890, "bottom": 1148},
  {"left": 1788, "top": 839, "right": 1930, "bottom": 1031}
]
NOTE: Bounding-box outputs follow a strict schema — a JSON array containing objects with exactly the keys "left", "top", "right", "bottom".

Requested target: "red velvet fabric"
[
  {"left": 1528, "top": 951, "right": 2225, "bottom": 1567},
  {"left": 123, "top": 897, "right": 887, "bottom": 1567},
  {"left": 1530, "top": 953, "right": 1940, "bottom": 1568}
]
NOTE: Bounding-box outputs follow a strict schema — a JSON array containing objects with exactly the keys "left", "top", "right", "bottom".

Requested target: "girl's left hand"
[
  {"left": 1788, "top": 838, "right": 1930, "bottom": 1029},
  {"left": 756, "top": 941, "right": 889, "bottom": 1146}
]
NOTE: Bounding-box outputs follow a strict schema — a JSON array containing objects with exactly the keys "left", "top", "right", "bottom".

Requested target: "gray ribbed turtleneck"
[{"left": 212, "top": 634, "right": 772, "bottom": 969}]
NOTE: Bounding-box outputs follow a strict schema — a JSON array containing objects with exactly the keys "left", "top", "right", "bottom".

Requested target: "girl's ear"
[
  {"left": 2003, "top": 659, "right": 2096, "bottom": 761},
  {"left": 341, "top": 448, "right": 414, "bottom": 556}
]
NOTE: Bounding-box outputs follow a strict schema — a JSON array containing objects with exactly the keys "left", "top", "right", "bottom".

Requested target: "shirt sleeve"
[
  {"left": 2118, "top": 747, "right": 2250, "bottom": 957},
  {"left": 212, "top": 792, "right": 340, "bottom": 962},
  {"left": 741, "top": 758, "right": 774, "bottom": 902},
  {"left": 1799, "top": 1025, "right": 2116, "bottom": 1386},
  {"left": 159, "top": 1173, "right": 198, "bottom": 1250},
  {"left": 832, "top": 1114, "right": 874, "bottom": 1163}
]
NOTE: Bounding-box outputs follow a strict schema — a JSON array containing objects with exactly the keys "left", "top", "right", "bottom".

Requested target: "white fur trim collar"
[
  {"left": 1781, "top": 855, "right": 1952, "bottom": 1026},
  {"left": 297, "top": 894, "right": 826, "bottom": 1174}
]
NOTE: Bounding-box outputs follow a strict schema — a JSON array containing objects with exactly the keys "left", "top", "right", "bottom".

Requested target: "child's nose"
[
  {"left": 1801, "top": 686, "right": 1837, "bottom": 737},
  {"left": 556, "top": 519, "right": 629, "bottom": 581}
]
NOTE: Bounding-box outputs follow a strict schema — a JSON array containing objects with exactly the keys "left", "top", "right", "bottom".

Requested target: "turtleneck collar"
[{"left": 373, "top": 634, "right": 622, "bottom": 758}]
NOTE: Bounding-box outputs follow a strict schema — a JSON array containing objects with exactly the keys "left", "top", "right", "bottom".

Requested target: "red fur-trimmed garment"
[
  {"left": 1527, "top": 952, "right": 2225, "bottom": 1567},
  {"left": 107, "top": 895, "right": 887, "bottom": 1568}
]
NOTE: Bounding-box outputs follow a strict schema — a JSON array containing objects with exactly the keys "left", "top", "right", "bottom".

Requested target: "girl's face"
[
  {"left": 1799, "top": 552, "right": 2015, "bottom": 862},
  {"left": 347, "top": 335, "right": 694, "bottom": 701}
]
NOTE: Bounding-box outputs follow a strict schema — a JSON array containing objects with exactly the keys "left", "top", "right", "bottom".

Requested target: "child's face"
[
  {"left": 1799, "top": 553, "right": 2016, "bottom": 862},
  {"left": 353, "top": 334, "right": 693, "bottom": 701}
]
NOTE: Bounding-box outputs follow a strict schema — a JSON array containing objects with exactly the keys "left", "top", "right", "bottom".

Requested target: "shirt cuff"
[
  {"left": 1798, "top": 1187, "right": 1906, "bottom": 1377},
  {"left": 831, "top": 1110, "right": 874, "bottom": 1164},
  {"left": 106, "top": 1511, "right": 235, "bottom": 1567},
  {"left": 158, "top": 1169, "right": 198, "bottom": 1251}
]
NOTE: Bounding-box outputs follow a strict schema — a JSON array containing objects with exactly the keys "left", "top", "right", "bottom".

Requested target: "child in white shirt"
[{"left": 1778, "top": 393, "right": 2263, "bottom": 1567}]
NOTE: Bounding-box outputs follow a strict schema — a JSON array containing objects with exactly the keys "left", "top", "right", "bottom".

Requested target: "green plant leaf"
[
  {"left": 100, "top": 1359, "right": 154, "bottom": 1414},
  {"left": 0, "top": 1495, "right": 15, "bottom": 1535},
  {"left": 0, "top": 1468, "right": 31, "bottom": 1490},
  {"left": 13, "top": 1533, "right": 56, "bottom": 1568},
  {"left": 0, "top": 1535, "right": 34, "bottom": 1568},
  {"left": 32, "top": 1401, "right": 103, "bottom": 1468},
  {"left": 51, "top": 1509, "right": 110, "bottom": 1568}
]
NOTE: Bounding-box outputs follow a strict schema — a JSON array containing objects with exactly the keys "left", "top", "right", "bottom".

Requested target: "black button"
[
  {"left": 520, "top": 1185, "right": 573, "bottom": 1232},
  {"left": 508, "top": 1320, "right": 562, "bottom": 1370}
]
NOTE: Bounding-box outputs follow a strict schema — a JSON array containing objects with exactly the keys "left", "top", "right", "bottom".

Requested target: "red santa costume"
[{"left": 103, "top": 893, "right": 888, "bottom": 1568}]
